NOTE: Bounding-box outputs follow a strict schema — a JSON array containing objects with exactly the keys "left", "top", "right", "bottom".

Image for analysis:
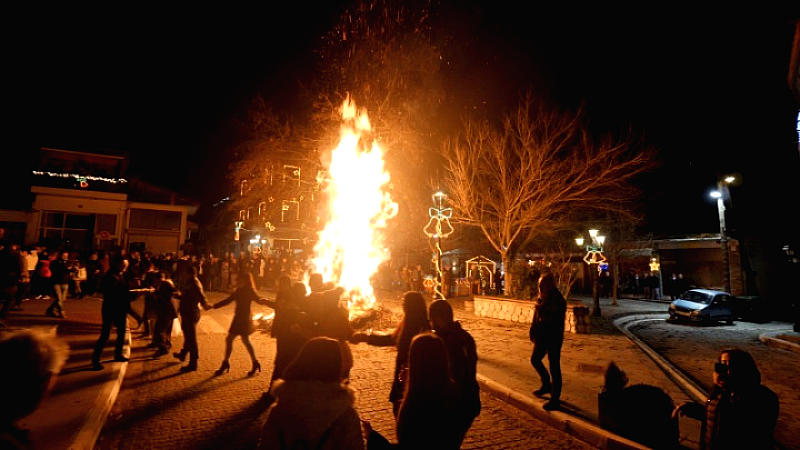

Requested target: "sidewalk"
[
  {"left": 0, "top": 295, "right": 131, "bottom": 450},
  {"left": 2, "top": 291, "right": 797, "bottom": 450}
]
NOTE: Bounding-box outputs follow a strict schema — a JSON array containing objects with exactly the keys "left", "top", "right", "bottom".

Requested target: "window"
[{"left": 129, "top": 209, "right": 181, "bottom": 231}]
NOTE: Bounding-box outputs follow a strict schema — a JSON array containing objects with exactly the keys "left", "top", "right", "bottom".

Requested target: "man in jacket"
[
  {"left": 46, "top": 251, "right": 73, "bottom": 318},
  {"left": 429, "top": 299, "right": 480, "bottom": 441}
]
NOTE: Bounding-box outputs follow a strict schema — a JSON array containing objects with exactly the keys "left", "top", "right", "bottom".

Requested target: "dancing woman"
[{"left": 210, "top": 271, "right": 271, "bottom": 376}]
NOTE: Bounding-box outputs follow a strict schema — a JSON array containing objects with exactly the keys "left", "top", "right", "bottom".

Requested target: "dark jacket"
[
  {"left": 436, "top": 322, "right": 481, "bottom": 428},
  {"left": 529, "top": 289, "right": 567, "bottom": 342},
  {"left": 100, "top": 271, "right": 137, "bottom": 316},
  {"left": 50, "top": 258, "right": 73, "bottom": 285},
  {"left": 701, "top": 384, "right": 779, "bottom": 450},
  {"left": 177, "top": 278, "right": 210, "bottom": 321}
]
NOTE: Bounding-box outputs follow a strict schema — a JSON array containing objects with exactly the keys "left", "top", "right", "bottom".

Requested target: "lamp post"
[
  {"left": 710, "top": 175, "right": 735, "bottom": 293},
  {"left": 424, "top": 191, "right": 454, "bottom": 299},
  {"left": 576, "top": 229, "right": 607, "bottom": 317}
]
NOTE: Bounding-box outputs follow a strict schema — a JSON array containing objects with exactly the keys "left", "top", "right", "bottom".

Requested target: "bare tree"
[{"left": 442, "top": 94, "right": 657, "bottom": 296}]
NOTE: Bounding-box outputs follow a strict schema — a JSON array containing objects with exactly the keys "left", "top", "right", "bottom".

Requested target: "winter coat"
[
  {"left": 529, "top": 290, "right": 566, "bottom": 343},
  {"left": 259, "top": 380, "right": 365, "bottom": 450},
  {"left": 177, "top": 278, "right": 210, "bottom": 322},
  {"left": 701, "top": 384, "right": 779, "bottom": 450},
  {"left": 436, "top": 322, "right": 481, "bottom": 429}
]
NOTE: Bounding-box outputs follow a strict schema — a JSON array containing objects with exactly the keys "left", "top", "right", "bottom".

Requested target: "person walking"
[
  {"left": 673, "top": 349, "right": 779, "bottom": 450},
  {"left": 172, "top": 266, "right": 212, "bottom": 372},
  {"left": 46, "top": 251, "right": 74, "bottom": 319},
  {"left": 429, "top": 299, "right": 481, "bottom": 440},
  {"left": 529, "top": 272, "right": 567, "bottom": 410},
  {"left": 258, "top": 337, "right": 365, "bottom": 450},
  {"left": 209, "top": 272, "right": 270, "bottom": 376},
  {"left": 91, "top": 257, "right": 153, "bottom": 370},
  {"left": 351, "top": 291, "right": 431, "bottom": 416}
]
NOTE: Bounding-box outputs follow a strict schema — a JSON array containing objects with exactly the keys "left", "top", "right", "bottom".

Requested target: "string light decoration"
[
  {"left": 32, "top": 171, "right": 128, "bottom": 184},
  {"left": 423, "top": 191, "right": 454, "bottom": 299}
]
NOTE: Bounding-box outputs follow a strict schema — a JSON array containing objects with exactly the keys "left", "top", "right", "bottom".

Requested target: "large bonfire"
[{"left": 310, "top": 97, "right": 398, "bottom": 313}]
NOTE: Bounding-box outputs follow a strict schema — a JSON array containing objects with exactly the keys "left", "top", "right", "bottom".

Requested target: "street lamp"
[
  {"left": 424, "top": 191, "right": 454, "bottom": 299},
  {"left": 576, "top": 229, "right": 607, "bottom": 316},
  {"left": 709, "top": 175, "right": 736, "bottom": 293}
]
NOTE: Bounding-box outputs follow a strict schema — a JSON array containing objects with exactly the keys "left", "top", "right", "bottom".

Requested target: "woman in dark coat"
[
  {"left": 266, "top": 275, "right": 308, "bottom": 384},
  {"left": 352, "top": 291, "right": 431, "bottom": 416},
  {"left": 210, "top": 271, "right": 271, "bottom": 376},
  {"left": 172, "top": 266, "right": 212, "bottom": 372},
  {"left": 364, "top": 333, "right": 462, "bottom": 450},
  {"left": 529, "top": 272, "right": 567, "bottom": 410}
]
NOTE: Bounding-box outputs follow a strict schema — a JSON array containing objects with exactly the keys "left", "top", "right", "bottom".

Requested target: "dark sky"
[{"left": 6, "top": 4, "right": 799, "bottom": 240}]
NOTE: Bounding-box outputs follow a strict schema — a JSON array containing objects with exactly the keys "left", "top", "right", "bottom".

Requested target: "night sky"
[{"left": 6, "top": 4, "right": 799, "bottom": 241}]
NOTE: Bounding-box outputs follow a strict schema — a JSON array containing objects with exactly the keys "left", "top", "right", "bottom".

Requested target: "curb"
[
  {"left": 759, "top": 331, "right": 800, "bottom": 354},
  {"left": 69, "top": 328, "right": 132, "bottom": 450},
  {"left": 476, "top": 373, "right": 651, "bottom": 450},
  {"left": 614, "top": 314, "right": 707, "bottom": 403}
]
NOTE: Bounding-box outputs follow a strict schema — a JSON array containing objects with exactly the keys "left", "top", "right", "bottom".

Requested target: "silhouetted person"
[
  {"left": 598, "top": 362, "right": 678, "bottom": 449},
  {"left": 303, "top": 273, "right": 352, "bottom": 380},
  {"left": 529, "top": 272, "right": 566, "bottom": 410},
  {"left": 429, "top": 299, "right": 480, "bottom": 441},
  {"left": 673, "top": 349, "right": 779, "bottom": 450},
  {"left": 352, "top": 291, "right": 431, "bottom": 416},
  {"left": 172, "top": 266, "right": 212, "bottom": 372},
  {"left": 0, "top": 328, "right": 69, "bottom": 450},
  {"left": 266, "top": 276, "right": 308, "bottom": 386},
  {"left": 258, "top": 337, "right": 365, "bottom": 450},
  {"left": 209, "top": 272, "right": 270, "bottom": 376},
  {"left": 91, "top": 257, "right": 152, "bottom": 371},
  {"left": 150, "top": 271, "right": 177, "bottom": 358},
  {"left": 364, "top": 333, "right": 463, "bottom": 450}
]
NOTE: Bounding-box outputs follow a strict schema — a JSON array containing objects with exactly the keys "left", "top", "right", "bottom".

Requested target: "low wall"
[{"left": 472, "top": 295, "right": 591, "bottom": 334}]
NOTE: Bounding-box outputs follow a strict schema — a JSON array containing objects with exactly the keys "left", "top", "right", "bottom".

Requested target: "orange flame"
[{"left": 311, "top": 97, "right": 398, "bottom": 311}]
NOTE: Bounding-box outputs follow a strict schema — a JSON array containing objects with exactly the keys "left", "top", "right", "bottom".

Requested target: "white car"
[{"left": 668, "top": 289, "right": 735, "bottom": 325}]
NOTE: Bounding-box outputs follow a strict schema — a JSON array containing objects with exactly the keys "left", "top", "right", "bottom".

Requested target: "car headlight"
[{"left": 690, "top": 310, "right": 701, "bottom": 317}]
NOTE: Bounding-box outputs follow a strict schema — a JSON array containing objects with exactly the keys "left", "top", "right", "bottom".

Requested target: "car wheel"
[
  {"left": 725, "top": 316, "right": 734, "bottom": 325},
  {"left": 701, "top": 315, "right": 711, "bottom": 326}
]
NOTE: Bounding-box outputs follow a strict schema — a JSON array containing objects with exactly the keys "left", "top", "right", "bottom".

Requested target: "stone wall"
[{"left": 472, "top": 296, "right": 591, "bottom": 334}]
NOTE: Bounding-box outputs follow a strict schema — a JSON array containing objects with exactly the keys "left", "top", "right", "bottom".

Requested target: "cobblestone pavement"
[{"left": 95, "top": 291, "right": 594, "bottom": 450}]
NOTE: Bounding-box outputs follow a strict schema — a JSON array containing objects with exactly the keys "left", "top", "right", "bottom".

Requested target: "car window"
[{"left": 682, "top": 291, "right": 710, "bottom": 304}]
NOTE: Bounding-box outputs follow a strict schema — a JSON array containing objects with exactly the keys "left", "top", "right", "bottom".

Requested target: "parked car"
[{"left": 668, "top": 289, "right": 735, "bottom": 325}]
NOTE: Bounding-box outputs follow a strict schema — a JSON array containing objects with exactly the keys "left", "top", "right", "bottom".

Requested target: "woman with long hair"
[
  {"left": 209, "top": 271, "right": 270, "bottom": 376},
  {"left": 258, "top": 337, "right": 365, "bottom": 450},
  {"left": 364, "top": 333, "right": 463, "bottom": 449},
  {"left": 352, "top": 291, "right": 431, "bottom": 416}
]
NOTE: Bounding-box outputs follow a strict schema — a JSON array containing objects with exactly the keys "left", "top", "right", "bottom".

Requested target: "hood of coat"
[{"left": 268, "top": 379, "right": 357, "bottom": 440}]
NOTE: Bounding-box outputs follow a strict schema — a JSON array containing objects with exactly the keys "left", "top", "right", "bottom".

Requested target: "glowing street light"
[
  {"left": 710, "top": 175, "right": 736, "bottom": 293},
  {"left": 576, "top": 229, "right": 607, "bottom": 316}
]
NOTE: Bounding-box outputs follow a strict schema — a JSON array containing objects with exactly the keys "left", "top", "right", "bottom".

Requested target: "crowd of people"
[{"left": 1, "top": 237, "right": 782, "bottom": 449}]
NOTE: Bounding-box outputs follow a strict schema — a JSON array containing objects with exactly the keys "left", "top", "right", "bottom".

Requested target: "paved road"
[
  {"left": 95, "top": 291, "right": 594, "bottom": 450},
  {"left": 629, "top": 316, "right": 799, "bottom": 449}
]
